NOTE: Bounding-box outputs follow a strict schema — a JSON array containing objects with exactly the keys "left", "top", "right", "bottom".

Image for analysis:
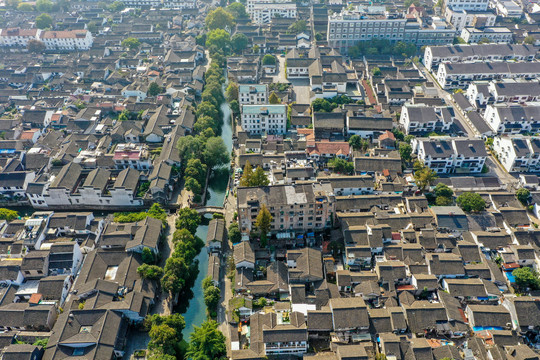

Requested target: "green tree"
[
  {"left": 121, "top": 37, "right": 141, "bottom": 50},
  {"left": 404, "top": 0, "right": 420, "bottom": 6},
  {"left": 137, "top": 264, "right": 164, "bottom": 280},
  {"left": 87, "top": 21, "right": 98, "bottom": 34},
  {"left": 453, "top": 36, "right": 467, "bottom": 44},
  {"left": 435, "top": 196, "right": 453, "bottom": 206},
  {"left": 36, "top": 0, "right": 53, "bottom": 12},
  {"left": 456, "top": 192, "right": 486, "bottom": 212},
  {"left": 239, "top": 161, "right": 254, "bottom": 187},
  {"left": 204, "top": 285, "right": 221, "bottom": 311},
  {"left": 262, "top": 54, "right": 276, "bottom": 65},
  {"left": 414, "top": 164, "right": 438, "bottom": 191},
  {"left": 512, "top": 267, "right": 540, "bottom": 290},
  {"left": 108, "top": 0, "right": 126, "bottom": 11},
  {"left": 177, "top": 135, "right": 204, "bottom": 162},
  {"left": 35, "top": 13, "right": 53, "bottom": 29},
  {"left": 225, "top": 82, "right": 239, "bottom": 102},
  {"left": 186, "top": 320, "right": 226, "bottom": 360},
  {"left": 205, "top": 7, "right": 235, "bottom": 30},
  {"left": 269, "top": 92, "right": 280, "bottom": 104},
  {"left": 226, "top": 2, "right": 248, "bottom": 19},
  {"left": 17, "top": 2, "right": 34, "bottom": 10},
  {"left": 185, "top": 158, "right": 207, "bottom": 184},
  {"left": 147, "top": 82, "right": 163, "bottom": 97},
  {"left": 185, "top": 177, "right": 202, "bottom": 195},
  {"left": 228, "top": 222, "right": 241, "bottom": 243},
  {"left": 231, "top": 33, "right": 249, "bottom": 53},
  {"left": 255, "top": 205, "right": 272, "bottom": 247},
  {"left": 142, "top": 247, "right": 155, "bottom": 264},
  {"left": 206, "top": 29, "right": 231, "bottom": 53},
  {"left": 288, "top": 20, "right": 307, "bottom": 33},
  {"left": 148, "top": 203, "right": 167, "bottom": 224},
  {"left": 203, "top": 137, "right": 230, "bottom": 168},
  {"left": 524, "top": 35, "right": 535, "bottom": 45},
  {"left": 251, "top": 166, "right": 269, "bottom": 186},
  {"left": 196, "top": 101, "right": 220, "bottom": 121},
  {"left": 516, "top": 188, "right": 530, "bottom": 206},
  {"left": 202, "top": 276, "right": 214, "bottom": 291},
  {"left": 371, "top": 66, "right": 382, "bottom": 76},
  {"left": 176, "top": 207, "right": 201, "bottom": 234},
  {"left": 27, "top": 39, "right": 46, "bottom": 53},
  {"left": 348, "top": 135, "right": 362, "bottom": 151},
  {"left": 328, "top": 158, "right": 354, "bottom": 175},
  {"left": 0, "top": 209, "right": 18, "bottom": 221},
  {"left": 434, "top": 183, "right": 453, "bottom": 199},
  {"left": 149, "top": 324, "right": 178, "bottom": 356},
  {"left": 399, "top": 142, "right": 412, "bottom": 162}
]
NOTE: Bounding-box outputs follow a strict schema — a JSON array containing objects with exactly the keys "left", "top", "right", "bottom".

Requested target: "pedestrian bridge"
[{"left": 195, "top": 206, "right": 226, "bottom": 216}]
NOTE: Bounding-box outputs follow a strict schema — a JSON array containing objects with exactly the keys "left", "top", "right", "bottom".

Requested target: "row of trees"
[
  {"left": 0, "top": 208, "right": 18, "bottom": 221},
  {"left": 202, "top": 277, "right": 221, "bottom": 318},
  {"left": 348, "top": 38, "right": 417, "bottom": 58},
  {"left": 239, "top": 161, "right": 269, "bottom": 187},
  {"left": 177, "top": 62, "right": 230, "bottom": 202},
  {"left": 113, "top": 203, "right": 168, "bottom": 226},
  {"left": 312, "top": 95, "right": 356, "bottom": 112},
  {"left": 161, "top": 208, "right": 203, "bottom": 294}
]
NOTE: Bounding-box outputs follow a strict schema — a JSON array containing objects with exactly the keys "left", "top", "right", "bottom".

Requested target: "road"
[
  {"left": 417, "top": 63, "right": 479, "bottom": 137},
  {"left": 272, "top": 55, "right": 287, "bottom": 83}
]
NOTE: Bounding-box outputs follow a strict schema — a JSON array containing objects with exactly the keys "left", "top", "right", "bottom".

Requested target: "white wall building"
[
  {"left": 241, "top": 104, "right": 287, "bottom": 135},
  {"left": 444, "top": 0, "right": 489, "bottom": 12},
  {"left": 460, "top": 27, "right": 513, "bottom": 43},
  {"left": 414, "top": 137, "right": 487, "bottom": 174},
  {"left": 483, "top": 104, "right": 540, "bottom": 134},
  {"left": 0, "top": 28, "right": 41, "bottom": 47},
  {"left": 39, "top": 30, "right": 93, "bottom": 51},
  {"left": 399, "top": 104, "right": 455, "bottom": 135},
  {"left": 444, "top": 8, "right": 496, "bottom": 32},
  {"left": 239, "top": 84, "right": 268, "bottom": 105},
  {"left": 251, "top": 2, "right": 297, "bottom": 24},
  {"left": 493, "top": 136, "right": 540, "bottom": 172}
]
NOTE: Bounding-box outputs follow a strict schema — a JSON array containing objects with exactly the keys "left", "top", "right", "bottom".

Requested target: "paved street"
[{"left": 272, "top": 55, "right": 288, "bottom": 83}]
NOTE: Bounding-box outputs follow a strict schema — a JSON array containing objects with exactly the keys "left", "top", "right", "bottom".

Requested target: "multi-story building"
[
  {"left": 251, "top": 2, "right": 297, "bottom": 24},
  {"left": 162, "top": 0, "right": 197, "bottom": 9},
  {"left": 39, "top": 30, "right": 93, "bottom": 51},
  {"left": 423, "top": 43, "right": 537, "bottom": 72},
  {"left": 326, "top": 8, "right": 454, "bottom": 53},
  {"left": 119, "top": 0, "right": 161, "bottom": 7},
  {"left": 236, "top": 183, "right": 335, "bottom": 240},
  {"left": 113, "top": 143, "right": 152, "bottom": 171},
  {"left": 444, "top": 8, "right": 496, "bottom": 32},
  {"left": 239, "top": 84, "right": 268, "bottom": 105},
  {"left": 0, "top": 28, "right": 41, "bottom": 47},
  {"left": 399, "top": 104, "right": 455, "bottom": 135},
  {"left": 494, "top": 0, "right": 523, "bottom": 17},
  {"left": 483, "top": 104, "right": 540, "bottom": 134},
  {"left": 487, "top": 80, "right": 540, "bottom": 103},
  {"left": 413, "top": 137, "right": 487, "bottom": 174},
  {"left": 444, "top": 0, "right": 489, "bottom": 12},
  {"left": 493, "top": 136, "right": 540, "bottom": 172},
  {"left": 241, "top": 104, "right": 287, "bottom": 135},
  {"left": 436, "top": 62, "right": 540, "bottom": 89},
  {"left": 460, "top": 27, "right": 513, "bottom": 43},
  {"left": 246, "top": 0, "right": 291, "bottom": 15}
]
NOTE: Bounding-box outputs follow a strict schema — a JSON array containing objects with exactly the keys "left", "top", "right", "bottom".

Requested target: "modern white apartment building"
[
  {"left": 39, "top": 30, "right": 93, "bottom": 51},
  {"left": 251, "top": 2, "right": 297, "bottom": 24},
  {"left": 444, "top": 0, "right": 489, "bottom": 12},
  {"left": 414, "top": 137, "right": 487, "bottom": 174},
  {"left": 162, "top": 0, "right": 197, "bottom": 8},
  {"left": 436, "top": 62, "right": 540, "bottom": 89},
  {"left": 444, "top": 8, "right": 496, "bottom": 32},
  {"left": 239, "top": 84, "right": 268, "bottom": 105},
  {"left": 399, "top": 104, "right": 455, "bottom": 135},
  {"left": 119, "top": 0, "right": 161, "bottom": 7},
  {"left": 241, "top": 104, "right": 287, "bottom": 135},
  {"left": 483, "top": 104, "right": 540, "bottom": 134},
  {"left": 246, "top": 0, "right": 291, "bottom": 15},
  {"left": 460, "top": 27, "right": 513, "bottom": 43},
  {"left": 423, "top": 43, "right": 536, "bottom": 72},
  {"left": 0, "top": 28, "right": 42, "bottom": 47},
  {"left": 493, "top": 136, "right": 540, "bottom": 172},
  {"left": 326, "top": 8, "right": 454, "bottom": 53}
]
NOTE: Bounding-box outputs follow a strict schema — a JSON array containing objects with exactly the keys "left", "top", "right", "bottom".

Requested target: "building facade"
[{"left": 241, "top": 104, "right": 287, "bottom": 135}]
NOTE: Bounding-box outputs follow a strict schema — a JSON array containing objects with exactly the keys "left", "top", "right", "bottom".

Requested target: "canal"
[{"left": 180, "top": 84, "right": 233, "bottom": 338}]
